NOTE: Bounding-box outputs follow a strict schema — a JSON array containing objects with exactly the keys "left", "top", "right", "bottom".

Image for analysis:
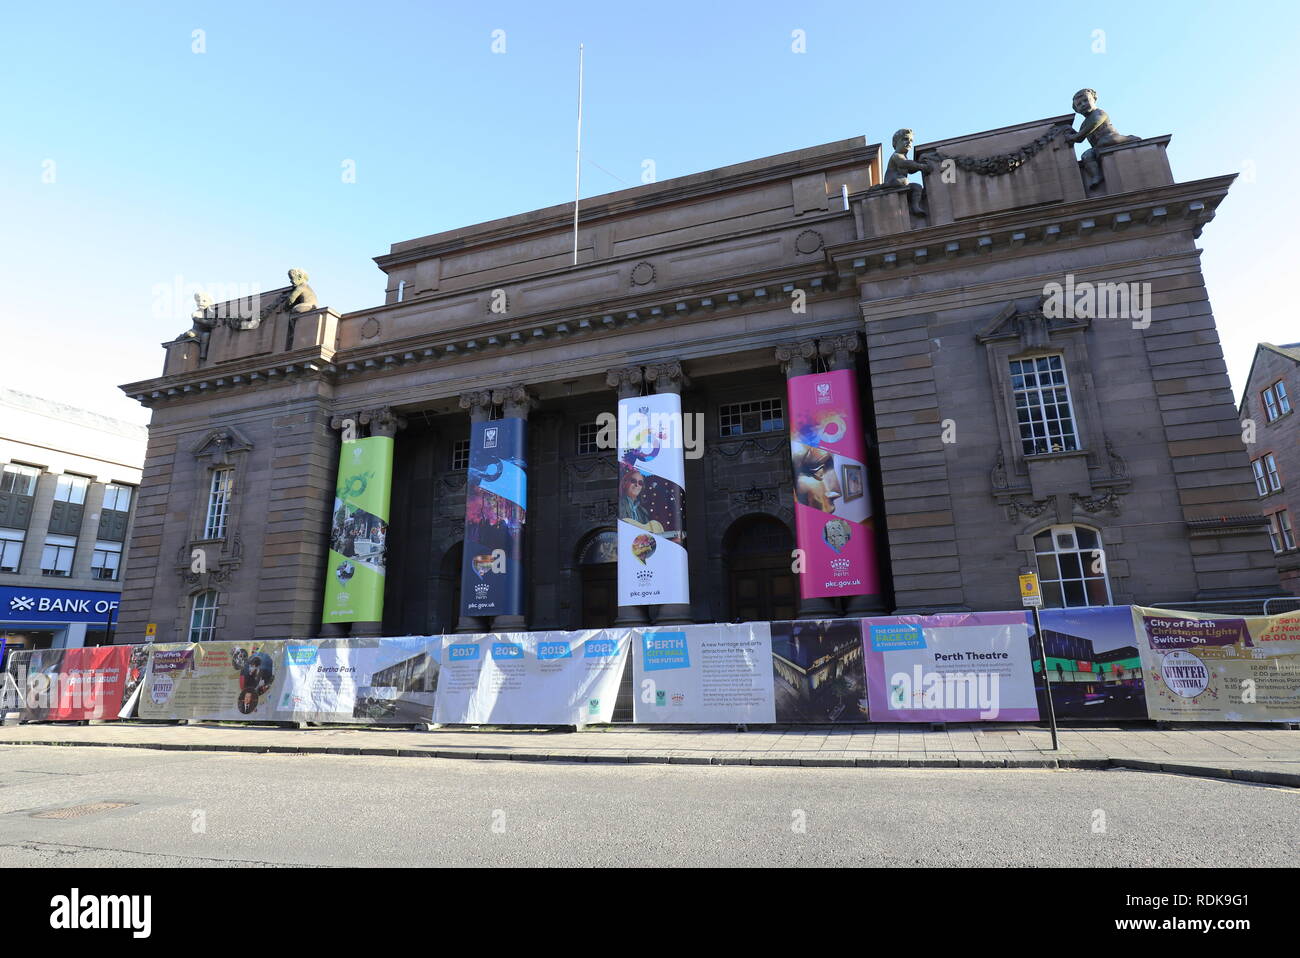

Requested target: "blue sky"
[{"left": 2, "top": 1, "right": 1296, "bottom": 424}]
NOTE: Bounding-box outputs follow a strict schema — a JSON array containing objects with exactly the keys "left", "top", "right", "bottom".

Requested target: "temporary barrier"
[{"left": 1034, "top": 606, "right": 1146, "bottom": 720}]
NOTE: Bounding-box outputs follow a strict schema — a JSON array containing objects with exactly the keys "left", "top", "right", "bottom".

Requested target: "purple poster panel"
[
  {"left": 1034, "top": 606, "right": 1146, "bottom": 719},
  {"left": 861, "top": 611, "right": 1038, "bottom": 722},
  {"left": 787, "top": 369, "right": 880, "bottom": 601}
]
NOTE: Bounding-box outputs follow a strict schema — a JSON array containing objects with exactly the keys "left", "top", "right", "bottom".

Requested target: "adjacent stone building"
[
  {"left": 1240, "top": 342, "right": 1300, "bottom": 594},
  {"left": 118, "top": 94, "right": 1282, "bottom": 645}
]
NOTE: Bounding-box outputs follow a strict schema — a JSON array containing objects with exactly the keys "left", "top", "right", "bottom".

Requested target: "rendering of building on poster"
[
  {"left": 787, "top": 369, "right": 880, "bottom": 601},
  {"left": 460, "top": 418, "right": 528, "bottom": 617},
  {"left": 278, "top": 637, "right": 441, "bottom": 724},
  {"left": 632, "top": 623, "right": 776, "bottom": 723},
  {"left": 1034, "top": 607, "right": 1145, "bottom": 719},
  {"left": 861, "top": 612, "right": 1039, "bottom": 722},
  {"left": 1133, "top": 606, "right": 1300, "bottom": 722},
  {"left": 771, "top": 619, "right": 868, "bottom": 723},
  {"left": 323, "top": 436, "right": 394, "bottom": 625},
  {"left": 617, "top": 394, "right": 689, "bottom": 607}
]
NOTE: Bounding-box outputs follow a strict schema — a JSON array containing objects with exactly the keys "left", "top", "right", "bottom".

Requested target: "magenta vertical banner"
[{"left": 788, "top": 369, "right": 880, "bottom": 600}]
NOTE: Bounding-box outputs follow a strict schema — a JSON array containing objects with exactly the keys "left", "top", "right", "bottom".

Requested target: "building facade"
[
  {"left": 118, "top": 96, "right": 1281, "bottom": 645},
  {"left": 0, "top": 388, "right": 145, "bottom": 655},
  {"left": 1239, "top": 342, "right": 1300, "bottom": 594}
]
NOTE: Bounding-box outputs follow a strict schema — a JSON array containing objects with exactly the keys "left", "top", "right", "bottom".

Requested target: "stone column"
[
  {"left": 491, "top": 384, "right": 535, "bottom": 633},
  {"left": 70, "top": 481, "right": 106, "bottom": 581},
  {"left": 350, "top": 406, "right": 404, "bottom": 637},
  {"left": 645, "top": 360, "right": 694, "bottom": 626},
  {"left": 605, "top": 366, "right": 650, "bottom": 628},
  {"left": 456, "top": 391, "right": 493, "bottom": 634},
  {"left": 17, "top": 471, "right": 57, "bottom": 577},
  {"left": 778, "top": 340, "right": 842, "bottom": 620}
]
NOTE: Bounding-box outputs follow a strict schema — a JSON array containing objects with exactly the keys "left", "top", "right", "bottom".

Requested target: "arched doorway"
[
  {"left": 724, "top": 515, "right": 797, "bottom": 623},
  {"left": 577, "top": 529, "right": 618, "bottom": 628}
]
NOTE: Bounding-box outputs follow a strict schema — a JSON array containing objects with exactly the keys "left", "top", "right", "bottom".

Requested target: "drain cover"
[{"left": 31, "top": 801, "right": 136, "bottom": 820}]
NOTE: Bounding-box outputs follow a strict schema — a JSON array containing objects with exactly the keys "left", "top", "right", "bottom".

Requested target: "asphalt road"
[{"left": 0, "top": 745, "right": 1293, "bottom": 867}]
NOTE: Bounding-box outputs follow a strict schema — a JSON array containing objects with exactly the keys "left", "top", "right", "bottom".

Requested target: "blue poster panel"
[{"left": 460, "top": 418, "right": 527, "bottom": 618}]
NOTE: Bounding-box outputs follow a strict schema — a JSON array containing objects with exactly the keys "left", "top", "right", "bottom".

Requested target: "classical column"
[
  {"left": 606, "top": 366, "right": 650, "bottom": 628},
  {"left": 455, "top": 391, "right": 493, "bottom": 634},
  {"left": 777, "top": 340, "right": 842, "bottom": 620},
  {"left": 490, "top": 384, "right": 535, "bottom": 634},
  {"left": 350, "top": 406, "right": 404, "bottom": 638},
  {"left": 645, "top": 360, "right": 694, "bottom": 626}
]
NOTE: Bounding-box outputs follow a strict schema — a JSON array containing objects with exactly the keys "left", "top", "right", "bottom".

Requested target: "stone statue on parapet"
[
  {"left": 1067, "top": 88, "right": 1141, "bottom": 190},
  {"left": 867, "top": 128, "right": 932, "bottom": 218},
  {"left": 235, "top": 268, "right": 319, "bottom": 331}
]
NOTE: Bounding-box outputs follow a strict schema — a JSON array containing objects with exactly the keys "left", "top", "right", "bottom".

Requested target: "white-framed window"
[
  {"left": 1264, "top": 454, "right": 1281, "bottom": 492},
  {"left": 0, "top": 528, "right": 23, "bottom": 573},
  {"left": 91, "top": 541, "right": 123, "bottom": 581},
  {"left": 40, "top": 534, "right": 77, "bottom": 577},
  {"left": 576, "top": 421, "right": 603, "bottom": 455},
  {"left": 1033, "top": 524, "right": 1112, "bottom": 608},
  {"left": 1269, "top": 510, "right": 1296, "bottom": 554},
  {"left": 1262, "top": 381, "right": 1290, "bottom": 422},
  {"left": 719, "top": 398, "right": 784, "bottom": 438},
  {"left": 203, "top": 468, "right": 233, "bottom": 539},
  {"left": 188, "top": 590, "right": 219, "bottom": 642},
  {"left": 53, "top": 474, "right": 90, "bottom": 505},
  {"left": 1011, "top": 355, "right": 1080, "bottom": 456},
  {"left": 102, "top": 484, "right": 133, "bottom": 512},
  {"left": 1252, "top": 458, "right": 1268, "bottom": 496},
  {"left": 0, "top": 463, "right": 39, "bottom": 496},
  {"left": 451, "top": 438, "right": 470, "bottom": 471}
]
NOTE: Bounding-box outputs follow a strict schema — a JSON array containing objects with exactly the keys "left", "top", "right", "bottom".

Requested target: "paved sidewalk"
[{"left": 0, "top": 720, "right": 1297, "bottom": 787}]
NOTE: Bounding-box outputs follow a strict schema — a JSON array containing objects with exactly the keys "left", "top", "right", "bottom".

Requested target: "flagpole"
[{"left": 573, "top": 43, "right": 584, "bottom": 266}]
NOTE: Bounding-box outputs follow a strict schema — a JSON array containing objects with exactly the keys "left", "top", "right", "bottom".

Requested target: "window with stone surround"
[
  {"left": 1010, "top": 356, "right": 1079, "bottom": 456},
  {"left": 719, "top": 398, "right": 784, "bottom": 438},
  {"left": 203, "top": 468, "right": 233, "bottom": 540},
  {"left": 1252, "top": 454, "right": 1281, "bottom": 497},
  {"left": 1263, "top": 380, "right": 1291, "bottom": 422},
  {"left": 1268, "top": 510, "right": 1296, "bottom": 554},
  {"left": 576, "top": 421, "right": 603, "bottom": 456},
  {"left": 1033, "top": 524, "right": 1112, "bottom": 608},
  {"left": 451, "top": 438, "right": 470, "bottom": 471},
  {"left": 188, "top": 590, "right": 220, "bottom": 642}
]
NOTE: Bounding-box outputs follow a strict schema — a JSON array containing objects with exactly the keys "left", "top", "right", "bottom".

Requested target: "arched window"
[
  {"left": 1033, "top": 525, "right": 1112, "bottom": 608},
  {"left": 189, "top": 590, "right": 219, "bottom": 642}
]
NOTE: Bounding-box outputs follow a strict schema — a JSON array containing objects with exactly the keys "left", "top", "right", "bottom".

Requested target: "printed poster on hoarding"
[
  {"left": 460, "top": 418, "right": 528, "bottom": 618},
  {"left": 861, "top": 612, "right": 1039, "bottom": 722},
  {"left": 617, "top": 393, "right": 689, "bottom": 607},
  {"left": 323, "top": 435, "right": 394, "bottom": 626},
  {"left": 787, "top": 369, "right": 881, "bottom": 602},
  {"left": 1133, "top": 606, "right": 1300, "bottom": 722},
  {"left": 771, "top": 619, "right": 869, "bottom": 723},
  {"left": 9, "top": 645, "right": 137, "bottom": 721},
  {"left": 435, "top": 630, "right": 628, "bottom": 726},
  {"left": 632, "top": 623, "right": 776, "bottom": 723},
  {"left": 277, "top": 637, "right": 441, "bottom": 724},
  {"left": 138, "top": 641, "right": 288, "bottom": 721},
  {"left": 1035, "top": 606, "right": 1146, "bottom": 720}
]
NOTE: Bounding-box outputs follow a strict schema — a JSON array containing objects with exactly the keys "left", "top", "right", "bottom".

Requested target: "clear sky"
[{"left": 2, "top": 1, "right": 1296, "bottom": 425}]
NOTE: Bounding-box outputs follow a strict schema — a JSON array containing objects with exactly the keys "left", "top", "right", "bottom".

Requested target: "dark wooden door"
[
  {"left": 729, "top": 554, "right": 798, "bottom": 623},
  {"left": 581, "top": 563, "right": 618, "bottom": 628}
]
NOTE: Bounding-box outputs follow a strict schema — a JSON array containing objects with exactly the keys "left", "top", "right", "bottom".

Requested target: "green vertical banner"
[{"left": 322, "top": 436, "right": 394, "bottom": 625}]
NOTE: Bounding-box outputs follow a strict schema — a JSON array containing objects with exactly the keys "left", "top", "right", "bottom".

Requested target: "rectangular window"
[
  {"left": 576, "top": 421, "right": 603, "bottom": 455},
  {"left": 53, "top": 474, "right": 90, "bottom": 505},
  {"left": 102, "top": 484, "right": 133, "bottom": 512},
  {"left": 41, "top": 534, "right": 77, "bottom": 577},
  {"left": 1271, "top": 510, "right": 1296, "bottom": 553},
  {"left": 1010, "top": 355, "right": 1080, "bottom": 456},
  {"left": 451, "top": 438, "right": 470, "bottom": 471},
  {"left": 91, "top": 541, "right": 123, "bottom": 581},
  {"left": 0, "top": 528, "right": 23, "bottom": 573},
  {"left": 203, "top": 469, "right": 233, "bottom": 540},
  {"left": 189, "top": 591, "right": 219, "bottom": 642},
  {"left": 1265, "top": 453, "right": 1282, "bottom": 492},
  {"left": 1277, "top": 381, "right": 1292, "bottom": 416},
  {"left": 0, "top": 463, "right": 39, "bottom": 496},
  {"left": 1252, "top": 458, "right": 1269, "bottom": 497},
  {"left": 1263, "top": 385, "right": 1281, "bottom": 422},
  {"left": 719, "top": 398, "right": 784, "bottom": 438}
]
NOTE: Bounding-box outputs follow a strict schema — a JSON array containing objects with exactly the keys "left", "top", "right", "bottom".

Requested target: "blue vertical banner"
[{"left": 460, "top": 418, "right": 527, "bottom": 617}]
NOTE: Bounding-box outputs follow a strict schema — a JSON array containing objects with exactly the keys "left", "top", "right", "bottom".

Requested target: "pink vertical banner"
[{"left": 788, "top": 369, "right": 881, "bottom": 600}]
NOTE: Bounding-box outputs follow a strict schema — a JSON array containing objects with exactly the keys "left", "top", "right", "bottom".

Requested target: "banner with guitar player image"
[
  {"left": 787, "top": 369, "right": 881, "bottom": 601},
  {"left": 617, "top": 393, "right": 689, "bottom": 607},
  {"left": 460, "top": 418, "right": 528, "bottom": 618}
]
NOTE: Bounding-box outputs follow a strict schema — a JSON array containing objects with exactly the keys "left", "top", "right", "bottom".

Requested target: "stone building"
[
  {"left": 118, "top": 95, "right": 1281, "bottom": 645},
  {"left": 1239, "top": 342, "right": 1300, "bottom": 594},
  {"left": 0, "top": 388, "right": 144, "bottom": 654}
]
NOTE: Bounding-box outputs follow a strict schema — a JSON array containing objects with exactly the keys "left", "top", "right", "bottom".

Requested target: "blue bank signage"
[{"left": 0, "top": 587, "right": 120, "bottom": 624}]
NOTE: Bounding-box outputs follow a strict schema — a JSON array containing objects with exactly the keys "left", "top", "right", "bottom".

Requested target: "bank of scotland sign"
[{"left": 1, "top": 587, "right": 120, "bottom": 623}]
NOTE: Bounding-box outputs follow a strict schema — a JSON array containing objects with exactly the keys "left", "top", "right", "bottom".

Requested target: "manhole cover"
[{"left": 31, "top": 801, "right": 136, "bottom": 820}]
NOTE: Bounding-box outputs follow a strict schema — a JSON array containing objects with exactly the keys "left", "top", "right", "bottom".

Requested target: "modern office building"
[
  {"left": 117, "top": 91, "right": 1281, "bottom": 645},
  {"left": 0, "top": 388, "right": 145, "bottom": 655}
]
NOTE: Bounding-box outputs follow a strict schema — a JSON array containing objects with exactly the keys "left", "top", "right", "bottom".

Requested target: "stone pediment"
[
  {"left": 976, "top": 299, "right": 1089, "bottom": 350},
  {"left": 191, "top": 425, "right": 254, "bottom": 464}
]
